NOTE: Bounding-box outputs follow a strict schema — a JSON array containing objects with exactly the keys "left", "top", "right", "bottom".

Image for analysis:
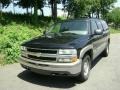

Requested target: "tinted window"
[
  {"left": 91, "top": 21, "right": 98, "bottom": 34},
  {"left": 60, "top": 20, "right": 88, "bottom": 31},
  {"left": 101, "top": 20, "right": 108, "bottom": 30},
  {"left": 96, "top": 21, "right": 103, "bottom": 30},
  {"left": 49, "top": 20, "right": 89, "bottom": 35},
  {"left": 60, "top": 20, "right": 88, "bottom": 35}
]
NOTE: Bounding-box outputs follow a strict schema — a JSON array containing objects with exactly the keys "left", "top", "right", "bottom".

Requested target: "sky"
[
  {"left": 2, "top": 2, "right": 64, "bottom": 16},
  {"left": 2, "top": 0, "right": 120, "bottom": 16},
  {"left": 114, "top": 0, "right": 120, "bottom": 7}
]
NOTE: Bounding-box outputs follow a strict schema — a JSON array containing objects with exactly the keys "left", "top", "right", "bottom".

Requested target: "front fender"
[{"left": 79, "top": 44, "right": 93, "bottom": 59}]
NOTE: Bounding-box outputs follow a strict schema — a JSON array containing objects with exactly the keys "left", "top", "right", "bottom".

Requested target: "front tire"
[{"left": 76, "top": 55, "right": 91, "bottom": 82}]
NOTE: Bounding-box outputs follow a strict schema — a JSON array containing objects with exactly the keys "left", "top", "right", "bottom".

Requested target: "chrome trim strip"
[
  {"left": 26, "top": 47, "right": 58, "bottom": 51},
  {"left": 19, "top": 56, "right": 80, "bottom": 66},
  {"left": 22, "top": 51, "right": 76, "bottom": 58}
]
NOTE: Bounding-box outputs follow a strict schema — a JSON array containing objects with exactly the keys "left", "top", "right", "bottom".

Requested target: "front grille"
[
  {"left": 28, "top": 55, "right": 56, "bottom": 62},
  {"left": 24, "top": 47, "right": 58, "bottom": 62},
  {"left": 27, "top": 48, "right": 57, "bottom": 54}
]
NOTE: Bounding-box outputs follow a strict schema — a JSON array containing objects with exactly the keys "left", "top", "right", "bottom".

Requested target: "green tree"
[
  {"left": 63, "top": 0, "right": 116, "bottom": 19},
  {"left": 90, "top": 0, "right": 116, "bottom": 18},
  {"left": 100, "top": 0, "right": 116, "bottom": 19},
  {"left": 90, "top": 0, "right": 101, "bottom": 18},
  {"left": 107, "top": 8, "right": 120, "bottom": 28},
  {"left": 0, "top": 0, "right": 10, "bottom": 8},
  {"left": 66, "top": 0, "right": 92, "bottom": 18},
  {"left": 18, "top": 0, "right": 44, "bottom": 25},
  {"left": 0, "top": 0, "right": 11, "bottom": 16},
  {"left": 17, "top": 0, "right": 32, "bottom": 14}
]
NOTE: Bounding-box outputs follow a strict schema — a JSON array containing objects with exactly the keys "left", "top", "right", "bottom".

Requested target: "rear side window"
[
  {"left": 101, "top": 20, "right": 108, "bottom": 30},
  {"left": 96, "top": 21, "right": 103, "bottom": 30},
  {"left": 91, "top": 21, "right": 98, "bottom": 34}
]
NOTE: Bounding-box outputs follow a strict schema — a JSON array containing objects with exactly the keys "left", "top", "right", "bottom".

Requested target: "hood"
[{"left": 22, "top": 33, "right": 90, "bottom": 49}]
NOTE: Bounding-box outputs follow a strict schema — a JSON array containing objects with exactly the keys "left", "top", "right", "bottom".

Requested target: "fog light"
[
  {"left": 57, "top": 56, "right": 78, "bottom": 63},
  {"left": 58, "top": 58, "right": 71, "bottom": 63},
  {"left": 71, "top": 56, "right": 78, "bottom": 62}
]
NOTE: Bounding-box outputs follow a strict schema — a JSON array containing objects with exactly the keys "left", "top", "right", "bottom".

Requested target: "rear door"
[
  {"left": 90, "top": 20, "right": 104, "bottom": 59},
  {"left": 101, "top": 20, "right": 109, "bottom": 48},
  {"left": 95, "top": 20, "right": 105, "bottom": 56}
]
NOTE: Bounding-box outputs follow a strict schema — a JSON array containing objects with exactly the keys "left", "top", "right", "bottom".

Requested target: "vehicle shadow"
[
  {"left": 91, "top": 56, "right": 103, "bottom": 69},
  {"left": 17, "top": 56, "right": 102, "bottom": 89}
]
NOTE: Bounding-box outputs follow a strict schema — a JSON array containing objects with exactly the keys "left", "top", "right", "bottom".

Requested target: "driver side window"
[{"left": 91, "top": 21, "right": 98, "bottom": 34}]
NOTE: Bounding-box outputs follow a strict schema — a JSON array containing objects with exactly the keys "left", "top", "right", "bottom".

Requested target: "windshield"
[{"left": 48, "top": 20, "right": 88, "bottom": 35}]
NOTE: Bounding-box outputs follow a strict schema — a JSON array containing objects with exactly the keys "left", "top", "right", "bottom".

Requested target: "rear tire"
[{"left": 76, "top": 55, "right": 91, "bottom": 82}]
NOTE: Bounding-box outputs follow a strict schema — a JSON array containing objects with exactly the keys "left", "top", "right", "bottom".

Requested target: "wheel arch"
[
  {"left": 83, "top": 49, "right": 93, "bottom": 60},
  {"left": 79, "top": 45, "right": 93, "bottom": 61}
]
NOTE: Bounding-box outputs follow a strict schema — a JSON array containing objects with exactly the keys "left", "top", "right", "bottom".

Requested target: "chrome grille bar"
[{"left": 22, "top": 47, "right": 58, "bottom": 62}]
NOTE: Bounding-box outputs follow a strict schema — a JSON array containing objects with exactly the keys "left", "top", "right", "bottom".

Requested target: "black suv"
[{"left": 19, "top": 18, "right": 110, "bottom": 82}]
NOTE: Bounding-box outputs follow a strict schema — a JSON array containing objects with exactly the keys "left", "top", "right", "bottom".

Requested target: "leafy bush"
[
  {"left": 0, "top": 23, "right": 42, "bottom": 64},
  {"left": 0, "top": 12, "right": 63, "bottom": 65}
]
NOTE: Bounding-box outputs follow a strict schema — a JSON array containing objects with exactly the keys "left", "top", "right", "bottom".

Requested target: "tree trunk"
[
  {"left": 96, "top": 9, "right": 100, "bottom": 18},
  {"left": 26, "top": 8, "right": 29, "bottom": 14},
  {"left": 33, "top": 0, "right": 38, "bottom": 25},
  {"left": 88, "top": 12, "right": 91, "bottom": 18},
  {"left": 51, "top": 0, "right": 57, "bottom": 21},
  {"left": 53, "top": 0, "right": 57, "bottom": 21},
  {"left": 92, "top": 11, "right": 94, "bottom": 18},
  {"left": 67, "top": 7, "right": 71, "bottom": 19},
  {"left": 13, "top": 0, "right": 15, "bottom": 14},
  {"left": 51, "top": 0, "right": 54, "bottom": 19},
  {"left": 40, "top": 8, "right": 44, "bottom": 16}
]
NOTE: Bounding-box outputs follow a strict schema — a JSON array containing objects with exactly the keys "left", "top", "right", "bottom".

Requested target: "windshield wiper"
[
  {"left": 54, "top": 32, "right": 62, "bottom": 37},
  {"left": 62, "top": 32, "right": 77, "bottom": 35}
]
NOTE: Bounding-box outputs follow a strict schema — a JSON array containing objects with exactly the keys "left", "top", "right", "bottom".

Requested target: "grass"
[{"left": 110, "top": 27, "right": 120, "bottom": 34}]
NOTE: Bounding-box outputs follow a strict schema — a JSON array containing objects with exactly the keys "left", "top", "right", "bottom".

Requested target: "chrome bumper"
[{"left": 19, "top": 57, "right": 82, "bottom": 76}]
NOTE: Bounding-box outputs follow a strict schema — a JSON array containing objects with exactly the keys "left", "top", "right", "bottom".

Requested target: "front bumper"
[{"left": 19, "top": 57, "right": 82, "bottom": 76}]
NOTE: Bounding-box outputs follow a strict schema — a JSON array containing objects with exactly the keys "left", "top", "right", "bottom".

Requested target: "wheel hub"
[{"left": 83, "top": 60, "right": 89, "bottom": 76}]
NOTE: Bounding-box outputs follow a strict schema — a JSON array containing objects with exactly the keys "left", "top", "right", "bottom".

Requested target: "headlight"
[
  {"left": 58, "top": 49, "right": 78, "bottom": 63},
  {"left": 21, "top": 46, "right": 26, "bottom": 51},
  {"left": 58, "top": 49, "right": 77, "bottom": 55}
]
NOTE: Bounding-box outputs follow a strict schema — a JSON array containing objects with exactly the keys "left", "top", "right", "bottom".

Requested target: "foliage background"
[
  {"left": 0, "top": 13, "right": 54, "bottom": 65},
  {"left": 0, "top": 23, "right": 41, "bottom": 64}
]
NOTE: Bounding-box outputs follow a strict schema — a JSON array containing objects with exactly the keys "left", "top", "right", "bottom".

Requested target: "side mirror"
[{"left": 94, "top": 29, "right": 103, "bottom": 35}]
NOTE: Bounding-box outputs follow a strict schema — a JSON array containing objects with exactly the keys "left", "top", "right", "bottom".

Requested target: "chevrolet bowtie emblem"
[{"left": 36, "top": 53, "right": 42, "bottom": 57}]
